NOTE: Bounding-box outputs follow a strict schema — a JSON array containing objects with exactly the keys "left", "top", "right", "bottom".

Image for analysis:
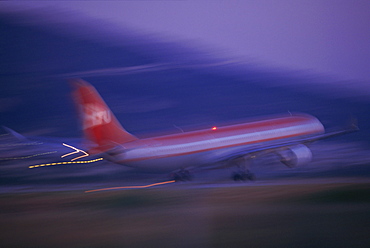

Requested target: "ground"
[{"left": 0, "top": 180, "right": 369, "bottom": 248}]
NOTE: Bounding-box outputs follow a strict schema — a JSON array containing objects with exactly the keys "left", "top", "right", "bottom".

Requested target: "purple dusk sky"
[{"left": 1, "top": 1, "right": 369, "bottom": 82}]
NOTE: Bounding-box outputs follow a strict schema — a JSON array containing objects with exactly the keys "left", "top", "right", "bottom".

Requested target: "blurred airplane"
[
  {"left": 0, "top": 126, "right": 90, "bottom": 166},
  {"left": 71, "top": 79, "right": 358, "bottom": 181}
]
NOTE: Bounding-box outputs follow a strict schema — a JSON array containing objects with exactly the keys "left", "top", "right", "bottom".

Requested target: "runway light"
[
  {"left": 29, "top": 158, "right": 104, "bottom": 169},
  {"left": 85, "top": 180, "right": 176, "bottom": 193},
  {"left": 212, "top": 126, "right": 217, "bottom": 130},
  {"left": 61, "top": 143, "right": 89, "bottom": 161}
]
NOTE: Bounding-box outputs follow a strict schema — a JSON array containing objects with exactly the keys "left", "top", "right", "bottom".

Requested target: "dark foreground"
[{"left": 1, "top": 181, "right": 369, "bottom": 248}]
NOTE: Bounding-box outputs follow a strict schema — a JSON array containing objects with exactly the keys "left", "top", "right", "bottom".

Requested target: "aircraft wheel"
[
  {"left": 246, "top": 172, "right": 256, "bottom": 181},
  {"left": 170, "top": 169, "right": 192, "bottom": 182},
  {"left": 232, "top": 172, "right": 245, "bottom": 181},
  {"left": 232, "top": 171, "right": 255, "bottom": 181}
]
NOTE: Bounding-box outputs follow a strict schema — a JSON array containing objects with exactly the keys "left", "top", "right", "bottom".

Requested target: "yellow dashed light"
[{"left": 29, "top": 158, "right": 104, "bottom": 169}]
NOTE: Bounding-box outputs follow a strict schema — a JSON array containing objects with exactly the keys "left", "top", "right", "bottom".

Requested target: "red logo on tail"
[{"left": 82, "top": 104, "right": 111, "bottom": 129}]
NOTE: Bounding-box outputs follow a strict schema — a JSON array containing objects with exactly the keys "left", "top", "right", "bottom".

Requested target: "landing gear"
[
  {"left": 231, "top": 156, "right": 255, "bottom": 181},
  {"left": 170, "top": 168, "right": 192, "bottom": 182},
  {"left": 232, "top": 170, "right": 255, "bottom": 181}
]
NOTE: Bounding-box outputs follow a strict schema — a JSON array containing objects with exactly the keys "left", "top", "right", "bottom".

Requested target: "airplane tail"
[{"left": 70, "top": 79, "right": 138, "bottom": 153}]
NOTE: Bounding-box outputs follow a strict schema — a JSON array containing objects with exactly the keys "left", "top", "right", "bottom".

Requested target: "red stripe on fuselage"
[{"left": 147, "top": 115, "right": 313, "bottom": 145}]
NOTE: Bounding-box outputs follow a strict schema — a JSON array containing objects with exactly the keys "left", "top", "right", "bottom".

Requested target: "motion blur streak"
[
  {"left": 29, "top": 158, "right": 103, "bottom": 169},
  {"left": 61, "top": 143, "right": 89, "bottom": 161},
  {"left": 0, "top": 142, "right": 43, "bottom": 147},
  {"left": 58, "top": 61, "right": 238, "bottom": 78},
  {"left": 85, "top": 180, "right": 176, "bottom": 193},
  {"left": 0, "top": 151, "right": 57, "bottom": 160}
]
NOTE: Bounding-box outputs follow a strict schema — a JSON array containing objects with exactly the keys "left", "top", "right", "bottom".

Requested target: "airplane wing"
[{"left": 2, "top": 126, "right": 29, "bottom": 142}]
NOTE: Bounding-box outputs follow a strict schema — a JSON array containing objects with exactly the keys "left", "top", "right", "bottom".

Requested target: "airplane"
[{"left": 71, "top": 78, "right": 358, "bottom": 181}]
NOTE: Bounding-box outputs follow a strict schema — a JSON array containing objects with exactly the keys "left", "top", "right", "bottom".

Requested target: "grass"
[{"left": 0, "top": 183, "right": 369, "bottom": 247}]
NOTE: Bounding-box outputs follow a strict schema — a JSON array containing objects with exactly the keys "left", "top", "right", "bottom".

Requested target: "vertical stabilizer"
[{"left": 70, "top": 79, "right": 138, "bottom": 153}]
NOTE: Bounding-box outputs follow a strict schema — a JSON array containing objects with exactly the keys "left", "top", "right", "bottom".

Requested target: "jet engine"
[{"left": 277, "top": 144, "right": 312, "bottom": 168}]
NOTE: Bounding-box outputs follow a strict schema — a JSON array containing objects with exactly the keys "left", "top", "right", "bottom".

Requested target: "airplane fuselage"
[{"left": 105, "top": 115, "right": 324, "bottom": 171}]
